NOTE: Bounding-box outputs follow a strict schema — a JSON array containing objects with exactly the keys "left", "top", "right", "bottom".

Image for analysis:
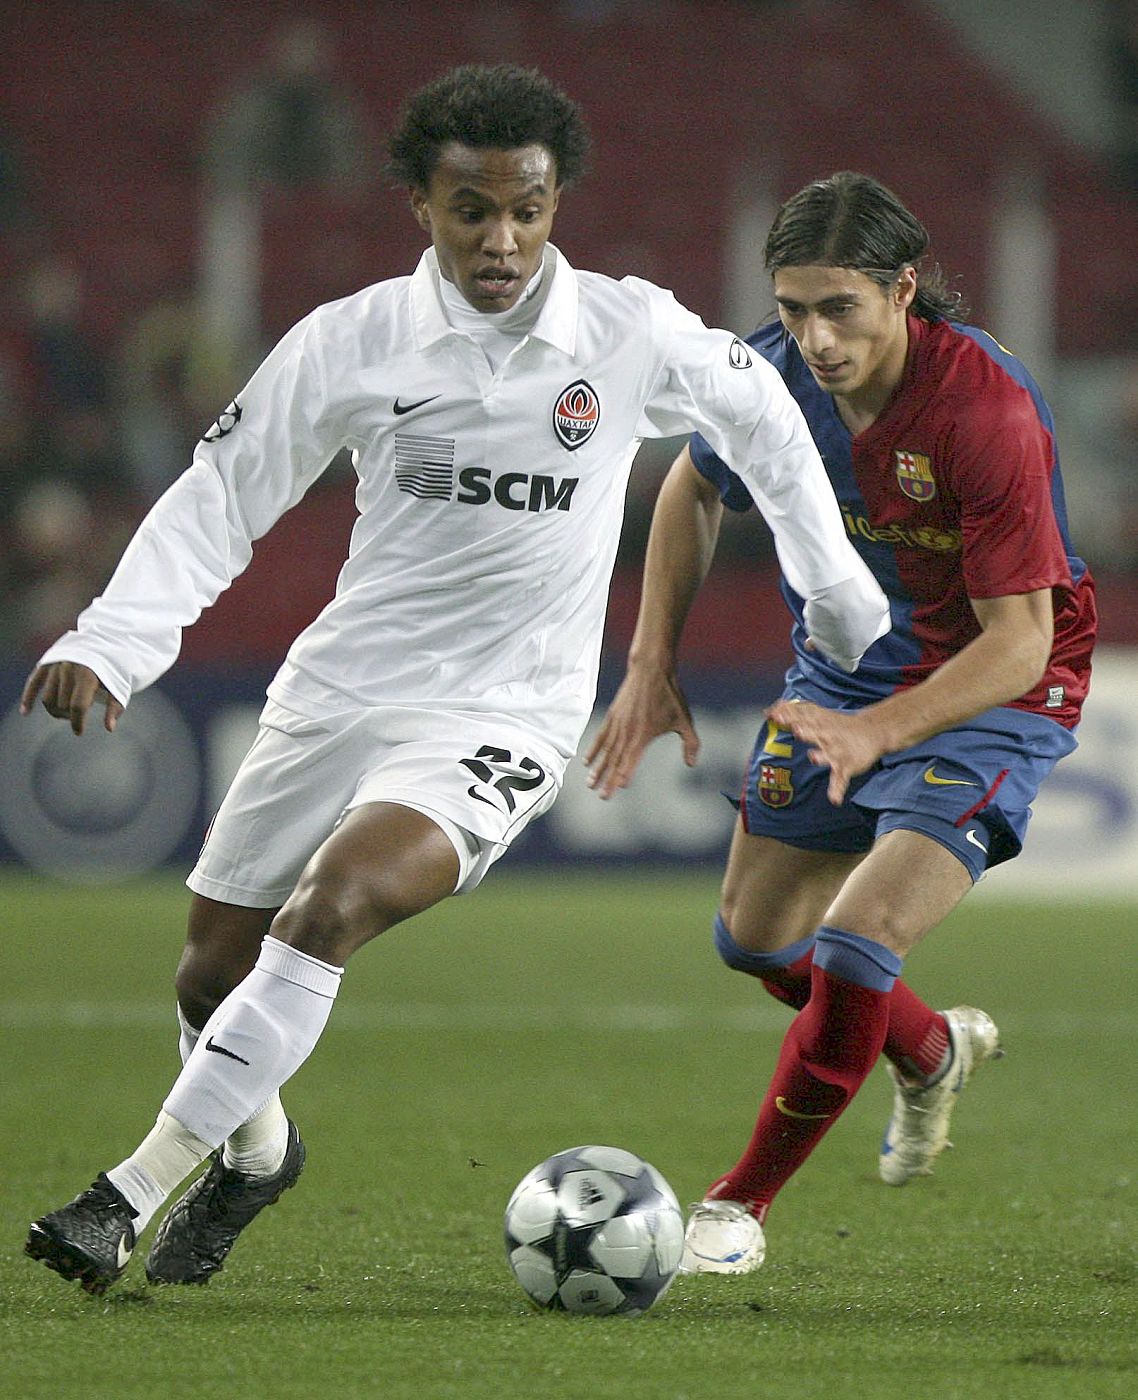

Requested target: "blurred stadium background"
[{"left": 1, "top": 0, "right": 1136, "bottom": 899}]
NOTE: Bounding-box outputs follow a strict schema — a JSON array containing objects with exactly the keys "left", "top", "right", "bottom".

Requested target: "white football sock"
[
  {"left": 163, "top": 936, "right": 342, "bottom": 1150},
  {"left": 107, "top": 1111, "right": 213, "bottom": 1233},
  {"left": 176, "top": 1002, "right": 200, "bottom": 1063},
  {"left": 221, "top": 1096, "right": 290, "bottom": 1177},
  {"left": 178, "top": 1003, "right": 288, "bottom": 1176}
]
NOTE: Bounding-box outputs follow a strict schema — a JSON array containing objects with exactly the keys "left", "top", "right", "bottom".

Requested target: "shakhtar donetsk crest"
[
  {"left": 894, "top": 449, "right": 936, "bottom": 501},
  {"left": 553, "top": 380, "right": 600, "bottom": 451},
  {"left": 758, "top": 764, "right": 794, "bottom": 808}
]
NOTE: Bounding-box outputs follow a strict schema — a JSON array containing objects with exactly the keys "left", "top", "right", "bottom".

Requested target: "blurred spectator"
[
  {"left": 198, "top": 18, "right": 374, "bottom": 373},
  {"left": 0, "top": 410, "right": 134, "bottom": 658},
  {"left": 0, "top": 117, "right": 33, "bottom": 235},
  {"left": 1107, "top": 0, "right": 1138, "bottom": 194},
  {"left": 16, "top": 255, "right": 109, "bottom": 414},
  {"left": 114, "top": 237, "right": 243, "bottom": 500},
  {"left": 1055, "top": 354, "right": 1138, "bottom": 577},
  {"left": 1111, "top": 359, "right": 1138, "bottom": 568},
  {"left": 1, "top": 255, "right": 139, "bottom": 657},
  {"left": 10, "top": 254, "right": 135, "bottom": 507},
  {"left": 203, "top": 18, "right": 372, "bottom": 195},
  {"left": 49, "top": 405, "right": 136, "bottom": 510},
  {"left": 0, "top": 410, "right": 41, "bottom": 626},
  {"left": 4, "top": 479, "right": 96, "bottom": 648},
  {"left": 118, "top": 291, "right": 237, "bottom": 499}
]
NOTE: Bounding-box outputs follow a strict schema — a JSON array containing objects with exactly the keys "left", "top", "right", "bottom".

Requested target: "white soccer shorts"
[{"left": 187, "top": 700, "right": 564, "bottom": 907}]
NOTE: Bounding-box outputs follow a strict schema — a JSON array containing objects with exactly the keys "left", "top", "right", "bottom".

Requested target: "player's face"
[
  {"left": 411, "top": 143, "right": 561, "bottom": 313},
  {"left": 773, "top": 265, "right": 916, "bottom": 407}
]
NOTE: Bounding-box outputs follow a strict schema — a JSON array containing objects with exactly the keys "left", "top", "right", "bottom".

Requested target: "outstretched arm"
[
  {"left": 637, "top": 305, "right": 890, "bottom": 674},
  {"left": 33, "top": 311, "right": 337, "bottom": 707},
  {"left": 586, "top": 446, "right": 722, "bottom": 798},
  {"left": 769, "top": 589, "right": 1056, "bottom": 804}
]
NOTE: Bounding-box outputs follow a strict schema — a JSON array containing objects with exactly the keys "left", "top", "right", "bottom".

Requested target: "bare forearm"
[
  {"left": 627, "top": 450, "right": 723, "bottom": 670},
  {"left": 768, "top": 589, "right": 1056, "bottom": 806},
  {"left": 858, "top": 611, "right": 1051, "bottom": 753}
]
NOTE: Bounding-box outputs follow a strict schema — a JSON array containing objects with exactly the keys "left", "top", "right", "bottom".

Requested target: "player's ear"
[
  {"left": 895, "top": 266, "right": 918, "bottom": 310},
  {"left": 410, "top": 188, "right": 431, "bottom": 231}
]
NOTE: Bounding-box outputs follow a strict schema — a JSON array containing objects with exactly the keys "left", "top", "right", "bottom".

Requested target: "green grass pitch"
[{"left": 1, "top": 871, "right": 1134, "bottom": 1399}]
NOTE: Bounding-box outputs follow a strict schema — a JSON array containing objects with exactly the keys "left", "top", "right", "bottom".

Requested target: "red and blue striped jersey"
[{"left": 690, "top": 315, "right": 1096, "bottom": 727}]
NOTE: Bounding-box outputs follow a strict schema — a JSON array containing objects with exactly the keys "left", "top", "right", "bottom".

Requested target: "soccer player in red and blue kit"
[{"left": 588, "top": 171, "right": 1096, "bottom": 1274}]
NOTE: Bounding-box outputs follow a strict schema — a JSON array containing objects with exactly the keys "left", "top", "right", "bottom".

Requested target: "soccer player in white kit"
[{"left": 22, "top": 64, "right": 889, "bottom": 1295}]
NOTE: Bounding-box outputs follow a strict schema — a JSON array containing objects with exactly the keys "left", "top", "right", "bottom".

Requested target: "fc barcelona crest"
[
  {"left": 894, "top": 449, "right": 936, "bottom": 501},
  {"left": 758, "top": 763, "right": 794, "bottom": 808},
  {"left": 553, "top": 379, "right": 600, "bottom": 451}
]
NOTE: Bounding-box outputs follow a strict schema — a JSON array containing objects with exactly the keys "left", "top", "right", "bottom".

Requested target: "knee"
[
  {"left": 174, "top": 947, "right": 243, "bottom": 1028},
  {"left": 714, "top": 912, "right": 813, "bottom": 972},
  {"left": 716, "top": 884, "right": 787, "bottom": 957},
  {"left": 714, "top": 912, "right": 816, "bottom": 1011},
  {"left": 714, "top": 912, "right": 764, "bottom": 973},
  {"left": 176, "top": 898, "right": 276, "bottom": 1027},
  {"left": 270, "top": 868, "right": 405, "bottom": 964}
]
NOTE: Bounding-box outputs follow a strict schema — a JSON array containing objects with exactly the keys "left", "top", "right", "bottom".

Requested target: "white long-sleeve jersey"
[{"left": 41, "top": 246, "right": 887, "bottom": 760}]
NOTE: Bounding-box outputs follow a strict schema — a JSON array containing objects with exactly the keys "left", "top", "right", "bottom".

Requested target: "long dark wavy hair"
[{"left": 764, "top": 171, "right": 967, "bottom": 321}]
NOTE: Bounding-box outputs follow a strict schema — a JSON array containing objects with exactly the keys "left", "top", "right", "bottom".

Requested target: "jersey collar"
[
  {"left": 527, "top": 245, "right": 579, "bottom": 357},
  {"left": 409, "top": 244, "right": 579, "bottom": 357}
]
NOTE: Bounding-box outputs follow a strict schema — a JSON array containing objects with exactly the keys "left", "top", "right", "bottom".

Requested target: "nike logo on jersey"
[
  {"left": 965, "top": 829, "right": 988, "bottom": 853},
  {"left": 205, "top": 1036, "right": 250, "bottom": 1065},
  {"left": 393, "top": 395, "right": 440, "bottom": 416},
  {"left": 923, "top": 767, "right": 977, "bottom": 788},
  {"left": 775, "top": 1096, "right": 831, "bottom": 1121},
  {"left": 116, "top": 1234, "right": 133, "bottom": 1269}
]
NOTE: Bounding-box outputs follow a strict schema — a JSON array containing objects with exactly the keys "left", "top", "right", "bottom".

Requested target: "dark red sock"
[
  {"left": 757, "top": 949, "right": 813, "bottom": 1010},
  {"left": 748, "top": 951, "right": 947, "bottom": 1081},
  {"left": 709, "top": 963, "right": 890, "bottom": 1221},
  {"left": 883, "top": 983, "right": 949, "bottom": 1081}
]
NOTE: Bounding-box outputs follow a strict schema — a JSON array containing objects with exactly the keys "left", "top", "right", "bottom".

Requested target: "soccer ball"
[{"left": 503, "top": 1145, "right": 684, "bottom": 1316}]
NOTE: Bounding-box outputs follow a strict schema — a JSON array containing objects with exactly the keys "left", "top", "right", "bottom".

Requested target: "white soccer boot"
[
  {"left": 879, "top": 1005, "right": 1003, "bottom": 1186},
  {"left": 679, "top": 1199, "right": 766, "bottom": 1275}
]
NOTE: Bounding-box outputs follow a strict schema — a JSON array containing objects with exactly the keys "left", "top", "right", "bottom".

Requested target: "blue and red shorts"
[{"left": 739, "top": 678, "right": 1078, "bottom": 882}]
